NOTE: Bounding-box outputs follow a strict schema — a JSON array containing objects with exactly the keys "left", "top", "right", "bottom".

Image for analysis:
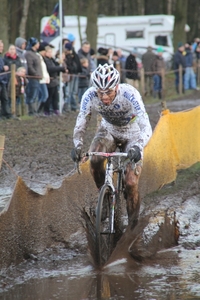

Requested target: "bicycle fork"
[{"left": 105, "top": 160, "right": 116, "bottom": 233}]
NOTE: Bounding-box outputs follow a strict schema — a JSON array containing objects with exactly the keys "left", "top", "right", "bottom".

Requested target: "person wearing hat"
[
  {"left": 67, "top": 33, "right": 75, "bottom": 43},
  {"left": 184, "top": 42, "right": 197, "bottom": 90},
  {"left": 142, "top": 46, "right": 156, "bottom": 96},
  {"left": 25, "top": 37, "right": 43, "bottom": 115},
  {"left": 15, "top": 37, "right": 27, "bottom": 71},
  {"left": 125, "top": 49, "right": 139, "bottom": 90},
  {"left": 151, "top": 46, "right": 165, "bottom": 99},
  {"left": 174, "top": 42, "right": 186, "bottom": 93}
]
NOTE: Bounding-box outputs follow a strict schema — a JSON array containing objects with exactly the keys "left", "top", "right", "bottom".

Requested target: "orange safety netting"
[{"left": 140, "top": 106, "right": 200, "bottom": 196}]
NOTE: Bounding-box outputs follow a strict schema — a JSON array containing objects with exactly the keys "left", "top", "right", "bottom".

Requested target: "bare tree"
[
  {"left": 19, "top": 0, "right": 30, "bottom": 38},
  {"left": 173, "top": 0, "right": 188, "bottom": 50},
  {"left": 167, "top": 0, "right": 172, "bottom": 14},
  {"left": 0, "top": 0, "right": 9, "bottom": 49},
  {"left": 137, "top": 0, "right": 145, "bottom": 15},
  {"left": 86, "top": 0, "right": 98, "bottom": 51}
]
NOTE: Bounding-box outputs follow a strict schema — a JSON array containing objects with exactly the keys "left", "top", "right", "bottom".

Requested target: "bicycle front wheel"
[{"left": 95, "top": 184, "right": 114, "bottom": 268}]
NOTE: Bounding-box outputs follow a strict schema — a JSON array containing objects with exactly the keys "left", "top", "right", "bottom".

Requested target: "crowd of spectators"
[{"left": 0, "top": 34, "right": 200, "bottom": 120}]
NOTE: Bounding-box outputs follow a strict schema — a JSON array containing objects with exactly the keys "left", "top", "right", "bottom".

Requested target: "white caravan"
[{"left": 40, "top": 14, "right": 175, "bottom": 59}]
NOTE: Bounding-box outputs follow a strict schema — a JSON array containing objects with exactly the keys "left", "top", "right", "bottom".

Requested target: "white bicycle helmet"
[{"left": 91, "top": 63, "right": 120, "bottom": 90}]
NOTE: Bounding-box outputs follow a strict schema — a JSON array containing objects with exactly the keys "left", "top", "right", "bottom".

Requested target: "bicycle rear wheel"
[{"left": 95, "top": 184, "right": 114, "bottom": 267}]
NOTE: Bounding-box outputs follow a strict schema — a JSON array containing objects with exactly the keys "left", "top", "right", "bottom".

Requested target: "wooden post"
[
  {"left": 198, "top": 59, "right": 200, "bottom": 86},
  {"left": 178, "top": 65, "right": 182, "bottom": 95},
  {"left": 161, "top": 67, "right": 165, "bottom": 100},
  {"left": 161, "top": 67, "right": 166, "bottom": 109},
  {"left": 0, "top": 135, "right": 5, "bottom": 169},
  {"left": 140, "top": 67, "right": 145, "bottom": 98},
  {"left": 10, "top": 64, "right": 16, "bottom": 116}
]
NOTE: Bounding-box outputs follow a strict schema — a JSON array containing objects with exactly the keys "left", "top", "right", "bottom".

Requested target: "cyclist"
[{"left": 71, "top": 63, "right": 152, "bottom": 227}]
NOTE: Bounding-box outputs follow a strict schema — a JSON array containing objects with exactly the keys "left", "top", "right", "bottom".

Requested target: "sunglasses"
[{"left": 97, "top": 89, "right": 116, "bottom": 96}]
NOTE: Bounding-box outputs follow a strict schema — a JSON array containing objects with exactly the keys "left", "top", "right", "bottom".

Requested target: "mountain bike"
[{"left": 83, "top": 150, "right": 128, "bottom": 267}]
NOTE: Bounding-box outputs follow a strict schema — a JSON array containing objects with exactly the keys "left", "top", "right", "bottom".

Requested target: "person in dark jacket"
[
  {"left": 78, "top": 58, "right": 90, "bottom": 105},
  {"left": 8, "top": 66, "right": 28, "bottom": 117},
  {"left": 151, "top": 47, "right": 165, "bottom": 99},
  {"left": 15, "top": 37, "right": 27, "bottom": 71},
  {"left": 125, "top": 49, "right": 139, "bottom": 90},
  {"left": 4, "top": 44, "right": 22, "bottom": 82},
  {"left": 173, "top": 42, "right": 186, "bottom": 93},
  {"left": 0, "top": 40, "right": 12, "bottom": 119},
  {"left": 43, "top": 46, "right": 67, "bottom": 116},
  {"left": 64, "top": 42, "right": 82, "bottom": 112},
  {"left": 25, "top": 37, "right": 42, "bottom": 115},
  {"left": 78, "top": 41, "right": 91, "bottom": 72},
  {"left": 184, "top": 43, "right": 197, "bottom": 90},
  {"left": 142, "top": 46, "right": 156, "bottom": 96}
]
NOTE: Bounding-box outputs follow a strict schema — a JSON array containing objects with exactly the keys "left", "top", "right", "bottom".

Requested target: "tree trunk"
[
  {"left": 137, "top": 0, "right": 145, "bottom": 15},
  {"left": 86, "top": 0, "right": 98, "bottom": 52},
  {"left": 167, "top": 0, "right": 172, "bottom": 14},
  {"left": 0, "top": 0, "right": 9, "bottom": 49},
  {"left": 19, "top": 0, "right": 30, "bottom": 38},
  {"left": 173, "top": 0, "right": 188, "bottom": 51}
]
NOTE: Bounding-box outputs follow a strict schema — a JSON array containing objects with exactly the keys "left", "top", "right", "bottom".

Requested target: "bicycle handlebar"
[
  {"left": 83, "top": 152, "right": 128, "bottom": 158},
  {"left": 75, "top": 151, "right": 128, "bottom": 174}
]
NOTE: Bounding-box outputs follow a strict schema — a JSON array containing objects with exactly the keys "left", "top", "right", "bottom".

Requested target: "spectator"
[
  {"left": 125, "top": 49, "right": 139, "bottom": 90},
  {"left": 195, "top": 41, "right": 200, "bottom": 60},
  {"left": 184, "top": 43, "right": 197, "bottom": 90},
  {"left": 8, "top": 66, "right": 27, "bottom": 117},
  {"left": 55, "top": 50, "right": 70, "bottom": 112},
  {"left": 96, "top": 47, "right": 109, "bottom": 65},
  {"left": 151, "top": 46, "right": 165, "bottom": 99},
  {"left": 4, "top": 44, "right": 22, "bottom": 80},
  {"left": 64, "top": 42, "right": 82, "bottom": 112},
  {"left": 43, "top": 46, "right": 67, "bottom": 116},
  {"left": 90, "top": 48, "right": 97, "bottom": 72},
  {"left": 37, "top": 42, "right": 50, "bottom": 114},
  {"left": 112, "top": 51, "right": 121, "bottom": 75},
  {"left": 78, "top": 58, "right": 90, "bottom": 105},
  {"left": 15, "top": 37, "right": 27, "bottom": 71},
  {"left": 0, "top": 40, "right": 12, "bottom": 119},
  {"left": 142, "top": 46, "right": 156, "bottom": 96},
  {"left": 25, "top": 37, "right": 42, "bottom": 115},
  {"left": 66, "top": 33, "right": 76, "bottom": 46},
  {"left": 11, "top": 38, "right": 27, "bottom": 115},
  {"left": 192, "top": 37, "right": 200, "bottom": 53},
  {"left": 78, "top": 41, "right": 91, "bottom": 72},
  {"left": 107, "top": 48, "right": 114, "bottom": 64},
  {"left": 116, "top": 48, "right": 126, "bottom": 83},
  {"left": 174, "top": 42, "right": 186, "bottom": 94}
]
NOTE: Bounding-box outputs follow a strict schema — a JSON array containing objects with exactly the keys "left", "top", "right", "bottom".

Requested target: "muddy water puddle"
[
  {"left": 1, "top": 189, "right": 200, "bottom": 299},
  {"left": 1, "top": 245, "right": 200, "bottom": 300}
]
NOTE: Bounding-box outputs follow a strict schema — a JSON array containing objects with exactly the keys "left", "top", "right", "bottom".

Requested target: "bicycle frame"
[{"left": 84, "top": 151, "right": 127, "bottom": 233}]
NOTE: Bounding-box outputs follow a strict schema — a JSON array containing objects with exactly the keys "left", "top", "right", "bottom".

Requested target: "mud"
[{"left": 0, "top": 93, "right": 200, "bottom": 299}]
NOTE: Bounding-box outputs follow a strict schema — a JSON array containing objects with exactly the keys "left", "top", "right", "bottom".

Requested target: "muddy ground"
[{"left": 1, "top": 91, "right": 200, "bottom": 195}]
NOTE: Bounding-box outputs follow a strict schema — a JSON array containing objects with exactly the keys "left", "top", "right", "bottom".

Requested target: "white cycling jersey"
[{"left": 73, "top": 83, "right": 152, "bottom": 152}]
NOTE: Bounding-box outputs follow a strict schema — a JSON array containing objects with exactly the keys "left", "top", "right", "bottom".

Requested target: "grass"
[
  {"left": 141, "top": 72, "right": 198, "bottom": 105},
  {"left": 146, "top": 162, "right": 200, "bottom": 198}
]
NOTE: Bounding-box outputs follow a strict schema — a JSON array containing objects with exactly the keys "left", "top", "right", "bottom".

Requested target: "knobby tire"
[{"left": 95, "top": 184, "right": 114, "bottom": 267}]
